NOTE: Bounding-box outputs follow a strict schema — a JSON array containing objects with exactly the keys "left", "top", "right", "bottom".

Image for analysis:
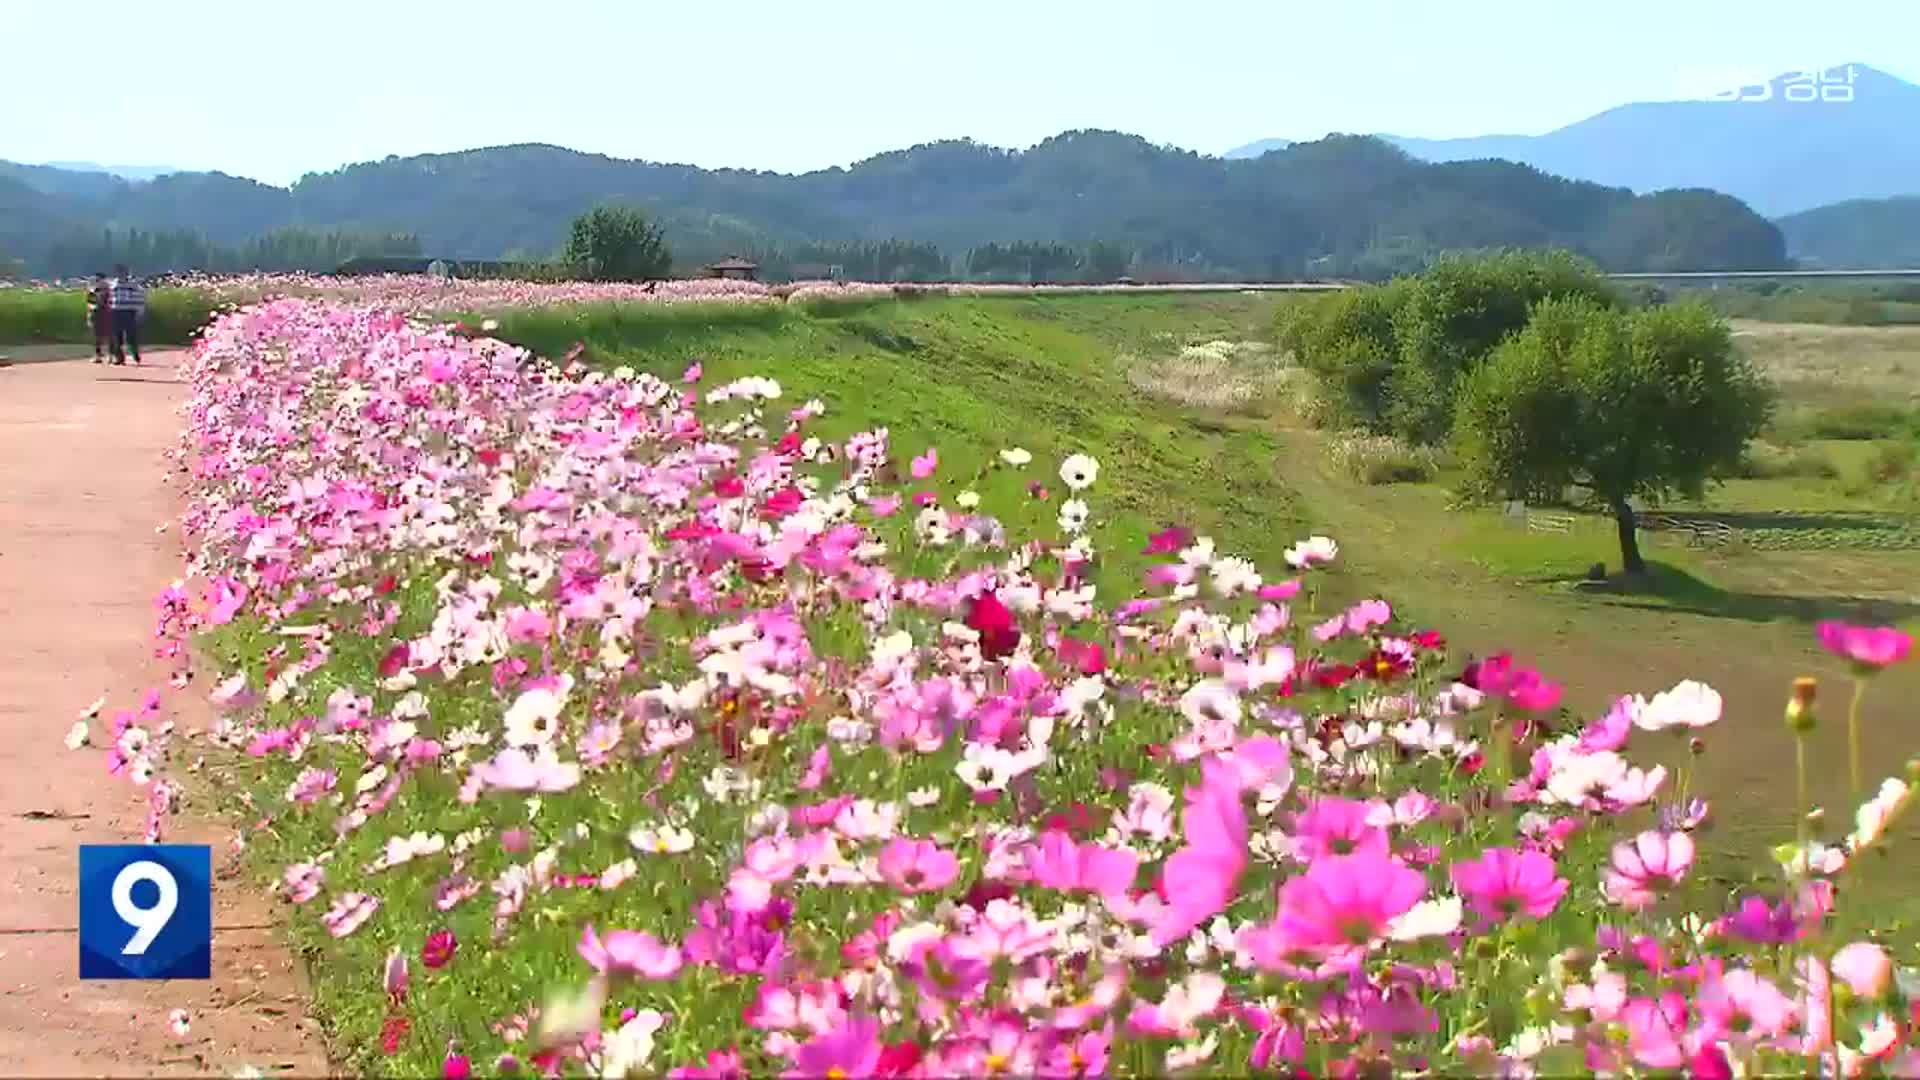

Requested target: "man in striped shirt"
[{"left": 107, "top": 263, "right": 146, "bottom": 366}]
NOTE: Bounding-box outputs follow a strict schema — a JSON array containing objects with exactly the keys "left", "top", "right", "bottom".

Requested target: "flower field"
[{"left": 89, "top": 297, "right": 1920, "bottom": 1076}]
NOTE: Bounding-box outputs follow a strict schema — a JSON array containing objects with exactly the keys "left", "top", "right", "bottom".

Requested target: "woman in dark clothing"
[{"left": 87, "top": 273, "right": 113, "bottom": 363}]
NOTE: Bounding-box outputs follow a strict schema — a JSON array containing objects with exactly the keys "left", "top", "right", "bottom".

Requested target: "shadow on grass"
[
  {"left": 1651, "top": 509, "right": 1918, "bottom": 533},
  {"left": 1537, "top": 561, "right": 1920, "bottom": 624}
]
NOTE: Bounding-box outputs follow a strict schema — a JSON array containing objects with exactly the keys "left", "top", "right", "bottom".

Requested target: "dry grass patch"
[
  {"left": 1125, "top": 338, "right": 1301, "bottom": 411},
  {"left": 1731, "top": 319, "right": 1920, "bottom": 399}
]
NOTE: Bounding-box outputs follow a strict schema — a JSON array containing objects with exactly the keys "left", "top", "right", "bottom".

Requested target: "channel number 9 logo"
[{"left": 78, "top": 845, "right": 212, "bottom": 979}]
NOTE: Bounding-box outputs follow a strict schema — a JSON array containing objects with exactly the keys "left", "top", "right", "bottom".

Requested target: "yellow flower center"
[{"left": 986, "top": 1054, "right": 1010, "bottom": 1073}]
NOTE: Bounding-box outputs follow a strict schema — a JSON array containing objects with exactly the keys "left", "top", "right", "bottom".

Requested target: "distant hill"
[
  {"left": 1222, "top": 138, "right": 1292, "bottom": 160},
  {"left": 1778, "top": 196, "right": 1920, "bottom": 269},
  {"left": 0, "top": 132, "right": 1787, "bottom": 279},
  {"left": 40, "top": 161, "right": 179, "bottom": 181},
  {"left": 1228, "top": 64, "right": 1920, "bottom": 218}
]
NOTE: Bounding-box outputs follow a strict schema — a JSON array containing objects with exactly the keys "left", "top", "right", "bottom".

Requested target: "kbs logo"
[{"left": 77, "top": 845, "right": 212, "bottom": 980}]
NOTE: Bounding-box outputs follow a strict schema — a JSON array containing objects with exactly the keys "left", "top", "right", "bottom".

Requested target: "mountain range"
[
  {"left": 1227, "top": 63, "right": 1920, "bottom": 219},
  {"left": 6, "top": 63, "right": 1919, "bottom": 279},
  {"left": 0, "top": 133, "right": 1795, "bottom": 280}
]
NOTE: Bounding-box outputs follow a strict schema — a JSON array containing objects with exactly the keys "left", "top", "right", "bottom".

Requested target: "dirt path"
[{"left": 0, "top": 353, "right": 328, "bottom": 1077}]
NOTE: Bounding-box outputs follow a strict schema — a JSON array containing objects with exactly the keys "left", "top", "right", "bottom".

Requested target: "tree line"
[
  {"left": 545, "top": 205, "right": 1155, "bottom": 284},
  {"left": 33, "top": 226, "right": 422, "bottom": 278}
]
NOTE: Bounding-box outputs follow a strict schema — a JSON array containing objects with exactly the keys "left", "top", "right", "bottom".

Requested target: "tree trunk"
[{"left": 1612, "top": 498, "right": 1646, "bottom": 574}]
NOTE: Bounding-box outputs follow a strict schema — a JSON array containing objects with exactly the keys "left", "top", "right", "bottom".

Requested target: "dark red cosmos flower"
[
  {"left": 1311, "top": 662, "right": 1357, "bottom": 689},
  {"left": 1055, "top": 637, "right": 1107, "bottom": 675},
  {"left": 1315, "top": 714, "right": 1348, "bottom": 747},
  {"left": 1043, "top": 801, "right": 1108, "bottom": 839},
  {"left": 764, "top": 487, "right": 804, "bottom": 517},
  {"left": 375, "top": 573, "right": 399, "bottom": 596},
  {"left": 1409, "top": 629, "right": 1445, "bottom": 650},
  {"left": 1363, "top": 649, "right": 1413, "bottom": 682},
  {"left": 1462, "top": 652, "right": 1514, "bottom": 694},
  {"left": 377, "top": 643, "right": 410, "bottom": 679},
  {"left": 713, "top": 474, "right": 745, "bottom": 498},
  {"left": 959, "top": 879, "right": 1015, "bottom": 911},
  {"left": 876, "top": 1040, "right": 923, "bottom": 1076},
  {"left": 775, "top": 431, "right": 803, "bottom": 457},
  {"left": 421, "top": 928, "right": 457, "bottom": 969},
  {"left": 965, "top": 591, "right": 1021, "bottom": 660},
  {"left": 379, "top": 1015, "right": 411, "bottom": 1055},
  {"left": 1143, "top": 524, "right": 1193, "bottom": 555},
  {"left": 665, "top": 520, "right": 719, "bottom": 543}
]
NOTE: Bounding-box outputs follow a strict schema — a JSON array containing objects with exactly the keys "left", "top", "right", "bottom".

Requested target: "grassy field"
[
  {"left": 0, "top": 286, "right": 217, "bottom": 346},
  {"left": 12, "top": 284, "right": 1916, "bottom": 950},
  {"left": 481, "top": 292, "right": 1920, "bottom": 935}
]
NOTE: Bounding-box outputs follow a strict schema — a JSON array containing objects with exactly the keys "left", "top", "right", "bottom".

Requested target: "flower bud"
[
  {"left": 1558, "top": 947, "right": 1594, "bottom": 979},
  {"left": 1785, "top": 677, "right": 1817, "bottom": 733}
]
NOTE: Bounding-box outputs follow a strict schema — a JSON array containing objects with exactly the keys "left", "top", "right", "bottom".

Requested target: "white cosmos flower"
[
  {"left": 956, "top": 490, "right": 981, "bottom": 509},
  {"left": 1389, "top": 895, "right": 1464, "bottom": 941},
  {"left": 955, "top": 743, "right": 1046, "bottom": 792},
  {"left": 1179, "top": 679, "right": 1242, "bottom": 727},
  {"left": 628, "top": 824, "right": 695, "bottom": 854},
  {"left": 1209, "top": 557, "right": 1262, "bottom": 597},
  {"left": 1058, "top": 453, "right": 1100, "bottom": 491},
  {"left": 503, "top": 678, "right": 571, "bottom": 747},
  {"left": 1635, "top": 679, "right": 1723, "bottom": 731},
  {"left": 65, "top": 722, "right": 90, "bottom": 750},
  {"left": 999, "top": 447, "right": 1033, "bottom": 467},
  {"left": 1058, "top": 498, "right": 1090, "bottom": 533},
  {"left": 1284, "top": 535, "right": 1339, "bottom": 569}
]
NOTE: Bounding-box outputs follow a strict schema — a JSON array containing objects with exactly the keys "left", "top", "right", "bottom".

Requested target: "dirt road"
[{"left": 0, "top": 353, "right": 327, "bottom": 1076}]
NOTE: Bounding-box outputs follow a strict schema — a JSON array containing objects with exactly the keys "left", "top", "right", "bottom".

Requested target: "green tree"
[
  {"left": 1453, "top": 298, "right": 1772, "bottom": 573},
  {"left": 562, "top": 205, "right": 672, "bottom": 282},
  {"left": 1085, "top": 241, "right": 1132, "bottom": 281},
  {"left": 1388, "top": 249, "right": 1619, "bottom": 443}
]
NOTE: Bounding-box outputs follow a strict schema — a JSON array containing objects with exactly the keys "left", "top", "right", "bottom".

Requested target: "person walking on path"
[
  {"left": 107, "top": 264, "right": 145, "bottom": 365},
  {"left": 86, "top": 272, "right": 113, "bottom": 362}
]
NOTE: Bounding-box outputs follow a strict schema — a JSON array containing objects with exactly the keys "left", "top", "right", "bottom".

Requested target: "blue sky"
[{"left": 10, "top": 0, "right": 1914, "bottom": 185}]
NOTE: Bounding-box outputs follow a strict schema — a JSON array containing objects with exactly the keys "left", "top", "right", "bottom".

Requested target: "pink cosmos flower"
[
  {"left": 1696, "top": 968, "right": 1797, "bottom": 1041},
  {"left": 1143, "top": 525, "right": 1193, "bottom": 555},
  {"left": 1272, "top": 849, "right": 1428, "bottom": 949},
  {"left": 1602, "top": 831, "right": 1695, "bottom": 910},
  {"left": 578, "top": 925, "right": 684, "bottom": 979},
  {"left": 787, "top": 1016, "right": 883, "bottom": 1079},
  {"left": 1622, "top": 993, "right": 1689, "bottom": 1069},
  {"left": 1023, "top": 831, "right": 1139, "bottom": 902},
  {"left": 475, "top": 747, "right": 581, "bottom": 793},
  {"left": 1830, "top": 942, "right": 1893, "bottom": 998},
  {"left": 1449, "top": 846, "right": 1568, "bottom": 922},
  {"left": 1817, "top": 621, "right": 1911, "bottom": 673},
  {"left": 910, "top": 448, "right": 939, "bottom": 479},
  {"left": 323, "top": 892, "right": 379, "bottom": 937},
  {"left": 1504, "top": 668, "right": 1563, "bottom": 713},
  {"left": 796, "top": 744, "right": 832, "bottom": 790},
  {"left": 384, "top": 948, "right": 410, "bottom": 1001},
  {"left": 1149, "top": 758, "right": 1247, "bottom": 946},
  {"left": 283, "top": 861, "right": 324, "bottom": 903},
  {"left": 876, "top": 837, "right": 960, "bottom": 894},
  {"left": 1291, "top": 796, "right": 1390, "bottom": 861}
]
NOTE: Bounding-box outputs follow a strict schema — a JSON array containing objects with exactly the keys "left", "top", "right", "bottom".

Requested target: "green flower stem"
[{"left": 1847, "top": 676, "right": 1866, "bottom": 802}]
